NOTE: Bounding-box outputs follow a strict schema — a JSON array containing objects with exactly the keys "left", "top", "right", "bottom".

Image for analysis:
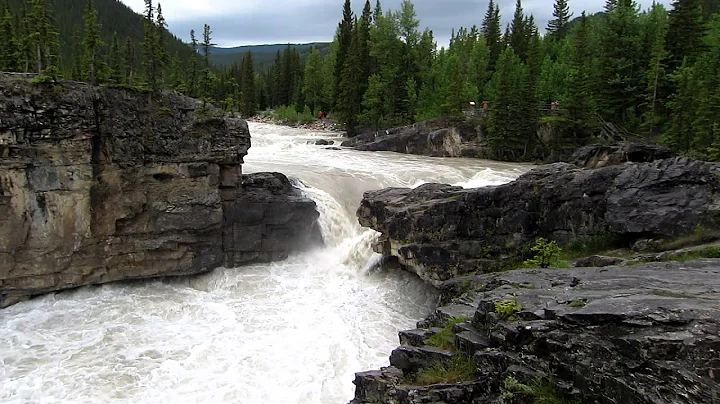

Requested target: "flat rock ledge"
[{"left": 351, "top": 260, "right": 720, "bottom": 404}]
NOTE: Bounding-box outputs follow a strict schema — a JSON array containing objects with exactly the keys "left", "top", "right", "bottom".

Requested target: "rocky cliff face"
[
  {"left": 0, "top": 73, "right": 321, "bottom": 307},
  {"left": 358, "top": 157, "right": 720, "bottom": 287},
  {"left": 351, "top": 260, "right": 720, "bottom": 404}
]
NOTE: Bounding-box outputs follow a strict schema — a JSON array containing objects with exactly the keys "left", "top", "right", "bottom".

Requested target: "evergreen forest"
[{"left": 1, "top": 0, "right": 720, "bottom": 161}]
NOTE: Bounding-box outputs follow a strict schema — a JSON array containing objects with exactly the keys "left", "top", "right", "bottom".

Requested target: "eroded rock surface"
[
  {"left": 341, "top": 117, "right": 485, "bottom": 158},
  {"left": 0, "top": 74, "right": 321, "bottom": 307},
  {"left": 351, "top": 260, "right": 720, "bottom": 404},
  {"left": 358, "top": 157, "right": 720, "bottom": 286}
]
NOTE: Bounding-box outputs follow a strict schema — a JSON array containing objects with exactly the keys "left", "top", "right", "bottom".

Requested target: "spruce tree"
[
  {"left": 155, "top": 3, "right": 169, "bottom": 85},
  {"left": 666, "top": 0, "right": 706, "bottom": 72},
  {"left": 597, "top": 0, "right": 643, "bottom": 128},
  {"left": 168, "top": 52, "right": 184, "bottom": 91},
  {"left": 124, "top": 37, "right": 135, "bottom": 85},
  {"left": 373, "top": 0, "right": 382, "bottom": 24},
  {"left": 547, "top": 0, "right": 573, "bottom": 38},
  {"left": 188, "top": 29, "right": 198, "bottom": 97},
  {"left": 142, "top": 0, "right": 158, "bottom": 90},
  {"left": 200, "top": 24, "right": 215, "bottom": 100},
  {"left": 642, "top": 4, "right": 669, "bottom": 139},
  {"left": 567, "top": 12, "right": 594, "bottom": 124},
  {"left": 240, "top": 51, "right": 256, "bottom": 117},
  {"left": 0, "top": 5, "right": 19, "bottom": 71},
  {"left": 82, "top": 0, "right": 104, "bottom": 85},
  {"left": 70, "top": 29, "right": 83, "bottom": 80},
  {"left": 303, "top": 47, "right": 325, "bottom": 113},
  {"left": 28, "top": 0, "right": 60, "bottom": 75},
  {"left": 333, "top": 0, "right": 354, "bottom": 110},
  {"left": 509, "top": 0, "right": 528, "bottom": 61},
  {"left": 108, "top": 32, "right": 123, "bottom": 84},
  {"left": 605, "top": 0, "right": 618, "bottom": 12},
  {"left": 482, "top": 0, "right": 502, "bottom": 72}
]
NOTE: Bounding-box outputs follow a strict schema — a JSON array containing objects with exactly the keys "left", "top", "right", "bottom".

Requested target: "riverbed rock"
[
  {"left": 350, "top": 260, "right": 720, "bottom": 404},
  {"left": 342, "top": 117, "right": 486, "bottom": 157},
  {"left": 357, "top": 157, "right": 720, "bottom": 286},
  {"left": 0, "top": 73, "right": 321, "bottom": 308}
]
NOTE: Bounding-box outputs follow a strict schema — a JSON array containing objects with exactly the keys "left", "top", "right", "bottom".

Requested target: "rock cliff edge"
[{"left": 0, "top": 74, "right": 321, "bottom": 308}]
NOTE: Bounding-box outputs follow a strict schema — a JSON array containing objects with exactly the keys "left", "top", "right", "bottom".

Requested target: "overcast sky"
[{"left": 120, "top": 0, "right": 669, "bottom": 48}]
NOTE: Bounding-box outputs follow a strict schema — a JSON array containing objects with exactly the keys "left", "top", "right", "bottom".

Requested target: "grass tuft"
[
  {"left": 413, "top": 354, "right": 477, "bottom": 385},
  {"left": 425, "top": 316, "right": 470, "bottom": 351}
]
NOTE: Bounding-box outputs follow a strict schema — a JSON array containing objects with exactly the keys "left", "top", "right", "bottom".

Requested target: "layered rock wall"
[{"left": 0, "top": 74, "right": 320, "bottom": 307}]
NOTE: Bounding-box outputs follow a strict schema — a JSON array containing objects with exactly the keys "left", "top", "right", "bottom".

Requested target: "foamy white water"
[{"left": 0, "top": 122, "right": 528, "bottom": 404}]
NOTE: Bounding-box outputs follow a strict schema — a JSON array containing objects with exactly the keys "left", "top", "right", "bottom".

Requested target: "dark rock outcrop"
[
  {"left": 341, "top": 117, "right": 486, "bottom": 157},
  {"left": 569, "top": 143, "right": 676, "bottom": 169},
  {"left": 0, "top": 73, "right": 321, "bottom": 308},
  {"left": 358, "top": 157, "right": 720, "bottom": 286},
  {"left": 351, "top": 260, "right": 720, "bottom": 404}
]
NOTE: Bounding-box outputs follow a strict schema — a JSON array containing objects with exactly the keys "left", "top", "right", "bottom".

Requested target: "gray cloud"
[{"left": 153, "top": 0, "right": 670, "bottom": 47}]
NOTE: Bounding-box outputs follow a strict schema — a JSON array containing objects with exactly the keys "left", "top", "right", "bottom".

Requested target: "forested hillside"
[
  {"left": 1, "top": 0, "right": 719, "bottom": 163},
  {"left": 249, "top": 0, "right": 720, "bottom": 162},
  {"left": 210, "top": 42, "right": 331, "bottom": 68},
  {"left": 2, "top": 0, "right": 195, "bottom": 75}
]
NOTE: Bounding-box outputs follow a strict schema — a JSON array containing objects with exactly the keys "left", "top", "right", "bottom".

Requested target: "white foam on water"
[{"left": 0, "top": 122, "right": 529, "bottom": 404}]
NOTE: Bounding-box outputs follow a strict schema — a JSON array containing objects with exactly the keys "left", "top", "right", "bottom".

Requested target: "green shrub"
[
  {"left": 272, "top": 105, "right": 315, "bottom": 124},
  {"left": 31, "top": 75, "right": 55, "bottom": 85},
  {"left": 495, "top": 299, "right": 522, "bottom": 320},
  {"left": 424, "top": 316, "right": 470, "bottom": 351},
  {"left": 524, "top": 238, "right": 563, "bottom": 268},
  {"left": 413, "top": 354, "right": 477, "bottom": 385}
]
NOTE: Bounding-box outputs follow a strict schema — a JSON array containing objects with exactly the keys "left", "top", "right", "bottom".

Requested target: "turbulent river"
[{"left": 0, "top": 123, "right": 527, "bottom": 404}]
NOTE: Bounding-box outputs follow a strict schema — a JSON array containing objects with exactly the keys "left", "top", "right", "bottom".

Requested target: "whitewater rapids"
[{"left": 0, "top": 122, "right": 528, "bottom": 404}]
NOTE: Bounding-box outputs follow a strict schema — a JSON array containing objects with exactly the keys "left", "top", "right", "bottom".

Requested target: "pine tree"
[
  {"left": 108, "top": 32, "right": 123, "bottom": 84},
  {"left": 547, "top": 0, "right": 573, "bottom": 38},
  {"left": 333, "top": 0, "right": 354, "bottom": 110},
  {"left": 82, "top": 0, "right": 104, "bottom": 85},
  {"left": 482, "top": 0, "right": 502, "bottom": 71},
  {"left": 123, "top": 37, "right": 135, "bottom": 85},
  {"left": 240, "top": 51, "right": 256, "bottom": 117},
  {"left": 666, "top": 0, "right": 706, "bottom": 72},
  {"left": 605, "top": 0, "right": 618, "bottom": 12}
]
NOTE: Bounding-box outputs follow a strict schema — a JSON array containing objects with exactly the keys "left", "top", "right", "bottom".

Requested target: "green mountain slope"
[
  {"left": 5, "top": 0, "right": 195, "bottom": 73},
  {"left": 210, "top": 42, "right": 331, "bottom": 68}
]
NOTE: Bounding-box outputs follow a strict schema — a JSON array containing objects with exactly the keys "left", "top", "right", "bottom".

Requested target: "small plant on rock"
[
  {"left": 524, "top": 238, "right": 563, "bottom": 268},
  {"left": 495, "top": 299, "right": 522, "bottom": 320}
]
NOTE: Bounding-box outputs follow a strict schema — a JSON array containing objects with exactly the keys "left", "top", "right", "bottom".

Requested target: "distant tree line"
[
  {"left": 2, "top": 0, "right": 720, "bottom": 161},
  {"left": 248, "top": 0, "right": 720, "bottom": 162}
]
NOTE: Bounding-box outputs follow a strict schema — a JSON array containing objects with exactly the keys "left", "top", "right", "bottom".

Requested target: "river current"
[{"left": 0, "top": 123, "right": 527, "bottom": 404}]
